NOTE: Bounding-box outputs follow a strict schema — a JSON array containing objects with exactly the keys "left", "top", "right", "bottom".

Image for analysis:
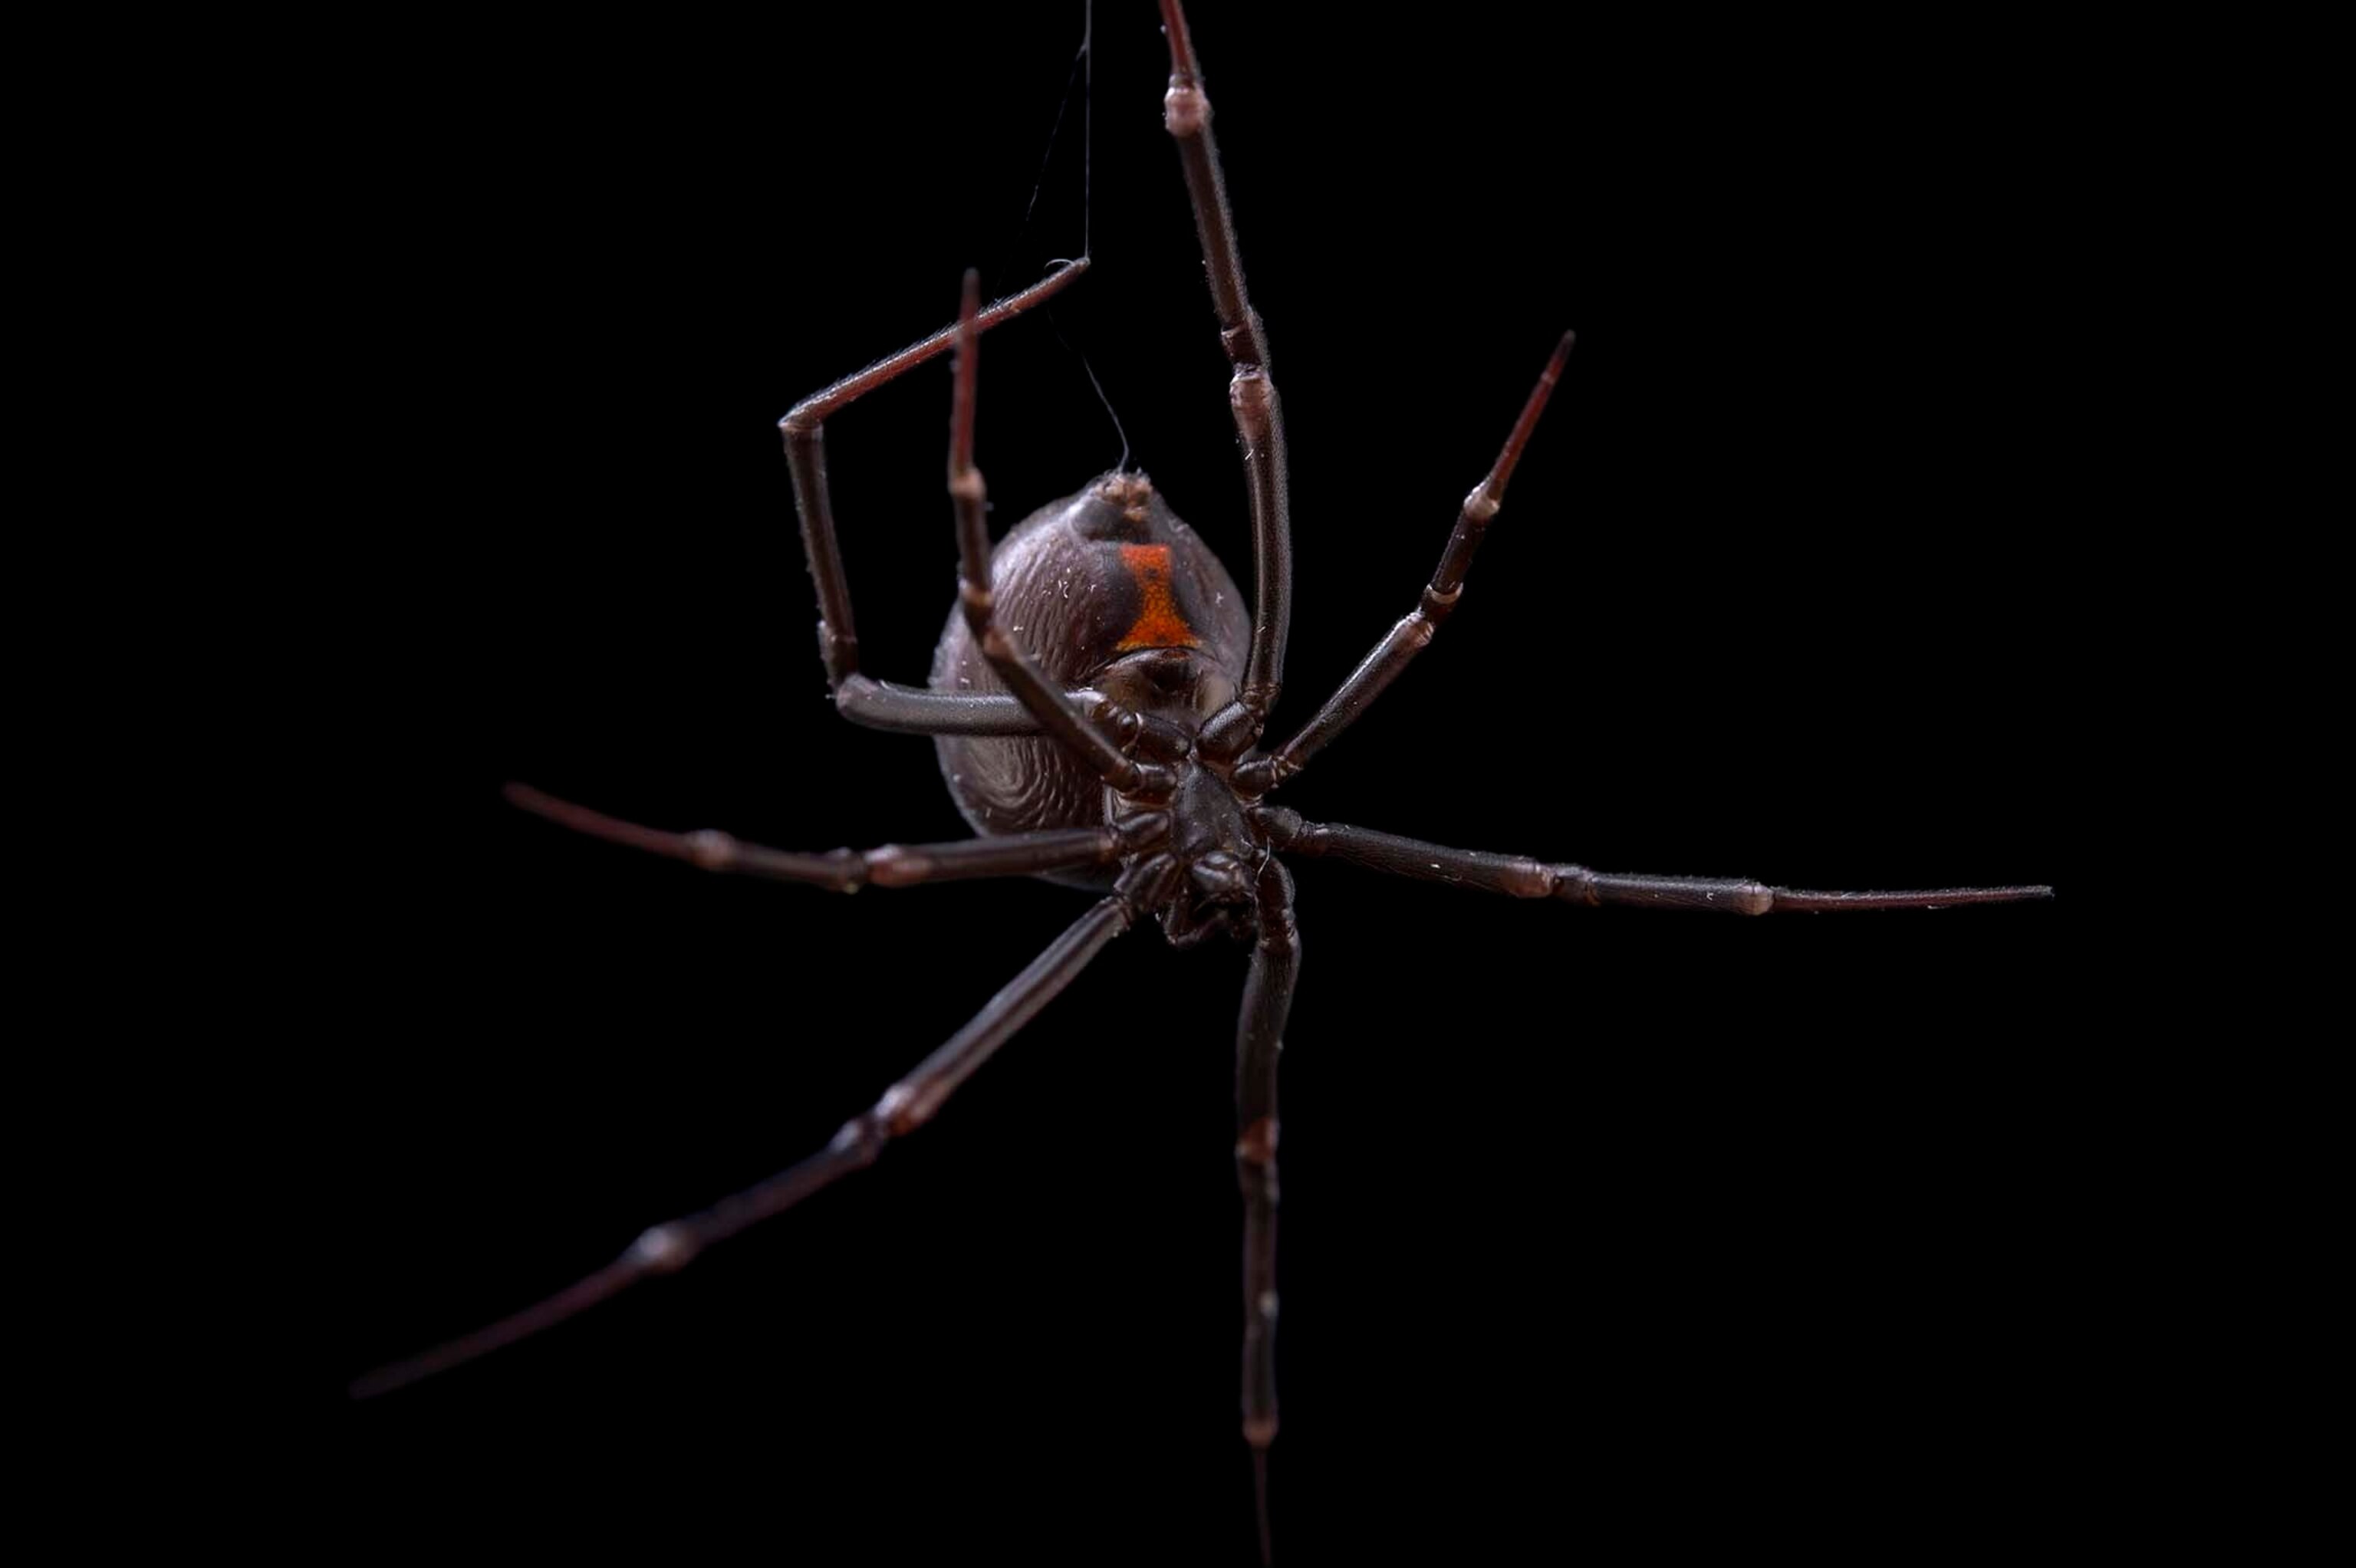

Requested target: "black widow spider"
[{"left": 350, "top": 4, "right": 2063, "bottom": 1561}]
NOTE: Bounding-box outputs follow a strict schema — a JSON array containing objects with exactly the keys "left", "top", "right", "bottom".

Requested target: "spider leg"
[
  {"left": 946, "top": 271, "right": 1173, "bottom": 798},
  {"left": 504, "top": 784, "right": 1168, "bottom": 891},
  {"left": 1255, "top": 809, "right": 2052, "bottom": 913},
  {"left": 350, "top": 890, "right": 1144, "bottom": 1401},
  {"left": 1237, "top": 334, "right": 1576, "bottom": 794},
  {"left": 1235, "top": 859, "right": 1298, "bottom": 1568},
  {"left": 823, "top": 675, "right": 1122, "bottom": 738},
  {"left": 1160, "top": 0, "right": 1290, "bottom": 754},
  {"left": 780, "top": 258, "right": 1118, "bottom": 740}
]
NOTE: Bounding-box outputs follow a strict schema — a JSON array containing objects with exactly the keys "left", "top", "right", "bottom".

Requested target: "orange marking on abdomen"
[{"left": 1114, "top": 544, "right": 1202, "bottom": 651}]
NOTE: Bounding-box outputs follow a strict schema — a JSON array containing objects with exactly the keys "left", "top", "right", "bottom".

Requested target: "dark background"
[{"left": 340, "top": 4, "right": 2078, "bottom": 1560}]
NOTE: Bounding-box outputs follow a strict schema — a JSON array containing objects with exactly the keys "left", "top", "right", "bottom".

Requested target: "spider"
[{"left": 350, "top": 5, "right": 2061, "bottom": 1560}]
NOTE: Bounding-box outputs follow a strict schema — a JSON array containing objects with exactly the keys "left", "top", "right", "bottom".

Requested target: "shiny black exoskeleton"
[{"left": 934, "top": 469, "right": 1263, "bottom": 943}]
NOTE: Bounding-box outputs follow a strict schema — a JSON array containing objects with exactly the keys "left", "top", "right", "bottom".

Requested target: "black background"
[{"left": 340, "top": 4, "right": 2078, "bottom": 1560}]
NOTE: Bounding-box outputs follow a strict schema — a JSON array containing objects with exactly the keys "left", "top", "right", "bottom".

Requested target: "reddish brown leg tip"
[
  {"left": 1252, "top": 1444, "right": 1274, "bottom": 1567},
  {"left": 504, "top": 781, "right": 596, "bottom": 833}
]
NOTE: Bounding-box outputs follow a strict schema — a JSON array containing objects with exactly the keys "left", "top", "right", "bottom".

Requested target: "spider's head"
[
  {"left": 1151, "top": 758, "right": 1263, "bottom": 948},
  {"left": 1162, "top": 846, "right": 1255, "bottom": 948}
]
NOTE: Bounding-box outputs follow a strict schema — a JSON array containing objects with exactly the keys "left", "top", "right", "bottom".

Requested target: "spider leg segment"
[
  {"left": 780, "top": 258, "right": 1117, "bottom": 740},
  {"left": 350, "top": 891, "right": 1146, "bottom": 1402},
  {"left": 1234, "top": 859, "right": 1297, "bottom": 1568},
  {"left": 1255, "top": 809, "right": 2054, "bottom": 913},
  {"left": 1236, "top": 332, "right": 1577, "bottom": 795},
  {"left": 946, "top": 271, "right": 1173, "bottom": 798},
  {"left": 502, "top": 783, "right": 1167, "bottom": 891},
  {"left": 1160, "top": 0, "right": 1290, "bottom": 753}
]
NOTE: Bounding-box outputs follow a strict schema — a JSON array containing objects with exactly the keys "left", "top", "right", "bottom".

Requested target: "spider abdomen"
[{"left": 932, "top": 471, "right": 1251, "bottom": 852}]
